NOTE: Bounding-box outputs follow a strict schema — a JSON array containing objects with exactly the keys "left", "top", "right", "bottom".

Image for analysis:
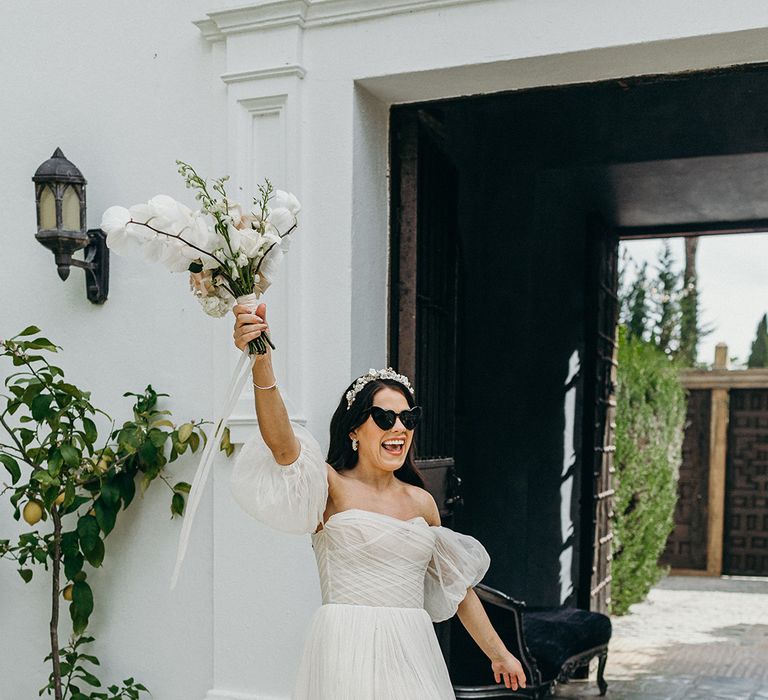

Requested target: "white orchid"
[
  {"left": 267, "top": 207, "right": 296, "bottom": 237},
  {"left": 271, "top": 189, "right": 301, "bottom": 216},
  {"left": 101, "top": 206, "right": 145, "bottom": 257}
]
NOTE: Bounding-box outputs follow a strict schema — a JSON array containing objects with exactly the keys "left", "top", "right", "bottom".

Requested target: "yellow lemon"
[
  {"left": 54, "top": 492, "right": 65, "bottom": 507},
  {"left": 22, "top": 500, "right": 44, "bottom": 526},
  {"left": 62, "top": 584, "right": 73, "bottom": 601}
]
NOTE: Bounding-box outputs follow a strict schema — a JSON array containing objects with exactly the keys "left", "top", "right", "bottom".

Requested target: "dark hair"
[{"left": 327, "top": 377, "right": 425, "bottom": 488}]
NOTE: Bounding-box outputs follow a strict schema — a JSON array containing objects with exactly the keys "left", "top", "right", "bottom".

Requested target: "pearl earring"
[{"left": 351, "top": 438, "right": 359, "bottom": 451}]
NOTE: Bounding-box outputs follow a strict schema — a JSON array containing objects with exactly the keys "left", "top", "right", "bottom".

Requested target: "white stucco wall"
[
  {"left": 0, "top": 2, "right": 222, "bottom": 699},
  {"left": 4, "top": 1, "right": 768, "bottom": 699}
]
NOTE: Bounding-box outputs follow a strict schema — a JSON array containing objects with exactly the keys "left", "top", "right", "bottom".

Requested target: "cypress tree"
[
  {"left": 747, "top": 313, "right": 768, "bottom": 368},
  {"left": 626, "top": 261, "right": 649, "bottom": 341},
  {"left": 678, "top": 237, "right": 699, "bottom": 367},
  {"left": 652, "top": 241, "right": 681, "bottom": 357}
]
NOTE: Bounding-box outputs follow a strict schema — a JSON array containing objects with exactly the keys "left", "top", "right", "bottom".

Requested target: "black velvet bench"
[{"left": 450, "top": 584, "right": 612, "bottom": 698}]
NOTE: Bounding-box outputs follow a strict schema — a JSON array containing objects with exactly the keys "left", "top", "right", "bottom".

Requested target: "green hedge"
[{"left": 611, "top": 325, "right": 687, "bottom": 615}]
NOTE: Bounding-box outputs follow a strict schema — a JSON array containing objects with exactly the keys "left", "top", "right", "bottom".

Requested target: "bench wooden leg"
[{"left": 596, "top": 652, "right": 608, "bottom": 696}]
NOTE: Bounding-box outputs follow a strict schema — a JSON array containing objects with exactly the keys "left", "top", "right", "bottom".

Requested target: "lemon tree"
[{"left": 0, "top": 327, "right": 227, "bottom": 700}]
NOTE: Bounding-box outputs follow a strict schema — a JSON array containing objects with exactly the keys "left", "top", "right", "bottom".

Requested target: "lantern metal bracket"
[{"left": 67, "top": 229, "right": 109, "bottom": 304}]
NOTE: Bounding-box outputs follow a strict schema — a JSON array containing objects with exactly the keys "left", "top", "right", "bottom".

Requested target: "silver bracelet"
[{"left": 253, "top": 379, "right": 277, "bottom": 390}]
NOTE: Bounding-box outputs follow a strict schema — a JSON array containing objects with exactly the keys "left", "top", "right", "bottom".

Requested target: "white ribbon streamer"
[{"left": 170, "top": 294, "right": 261, "bottom": 589}]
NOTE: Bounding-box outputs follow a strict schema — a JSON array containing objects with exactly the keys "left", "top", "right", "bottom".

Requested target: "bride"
[{"left": 231, "top": 302, "right": 527, "bottom": 699}]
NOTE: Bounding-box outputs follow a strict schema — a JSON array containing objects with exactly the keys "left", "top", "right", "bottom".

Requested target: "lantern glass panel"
[
  {"left": 39, "top": 186, "right": 56, "bottom": 230},
  {"left": 62, "top": 186, "right": 81, "bottom": 231}
]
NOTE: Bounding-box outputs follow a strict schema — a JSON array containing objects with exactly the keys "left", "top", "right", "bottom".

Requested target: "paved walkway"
[{"left": 553, "top": 575, "right": 768, "bottom": 699}]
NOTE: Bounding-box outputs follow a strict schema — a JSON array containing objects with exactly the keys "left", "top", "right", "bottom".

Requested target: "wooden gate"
[
  {"left": 661, "top": 389, "right": 711, "bottom": 571},
  {"left": 724, "top": 389, "right": 768, "bottom": 575},
  {"left": 581, "top": 217, "right": 619, "bottom": 614}
]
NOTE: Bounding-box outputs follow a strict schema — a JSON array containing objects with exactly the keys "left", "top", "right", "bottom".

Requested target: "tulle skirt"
[{"left": 292, "top": 603, "right": 456, "bottom": 699}]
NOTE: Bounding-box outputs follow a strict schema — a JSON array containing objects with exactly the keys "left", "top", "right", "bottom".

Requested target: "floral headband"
[{"left": 346, "top": 368, "right": 415, "bottom": 409}]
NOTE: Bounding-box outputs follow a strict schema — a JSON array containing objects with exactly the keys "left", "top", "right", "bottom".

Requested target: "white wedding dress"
[{"left": 230, "top": 423, "right": 491, "bottom": 700}]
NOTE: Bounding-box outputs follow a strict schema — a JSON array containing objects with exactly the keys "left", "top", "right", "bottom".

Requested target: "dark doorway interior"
[{"left": 389, "top": 64, "right": 768, "bottom": 637}]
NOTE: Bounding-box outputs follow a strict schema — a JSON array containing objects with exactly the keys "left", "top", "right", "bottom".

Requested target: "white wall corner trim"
[
  {"left": 205, "top": 690, "right": 288, "bottom": 700},
  {"left": 221, "top": 65, "right": 307, "bottom": 84},
  {"left": 195, "top": 0, "right": 490, "bottom": 39}
]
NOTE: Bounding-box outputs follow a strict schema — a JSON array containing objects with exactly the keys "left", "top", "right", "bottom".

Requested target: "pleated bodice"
[{"left": 311, "top": 509, "right": 436, "bottom": 609}]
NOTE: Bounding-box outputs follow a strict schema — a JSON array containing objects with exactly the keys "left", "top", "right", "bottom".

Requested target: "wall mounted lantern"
[{"left": 32, "top": 148, "right": 109, "bottom": 304}]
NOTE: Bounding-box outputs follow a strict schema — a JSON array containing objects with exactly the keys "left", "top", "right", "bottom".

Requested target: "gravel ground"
[{"left": 552, "top": 575, "right": 768, "bottom": 699}]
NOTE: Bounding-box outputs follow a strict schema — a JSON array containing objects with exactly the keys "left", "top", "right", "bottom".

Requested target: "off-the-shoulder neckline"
[{"left": 315, "top": 507, "right": 430, "bottom": 533}]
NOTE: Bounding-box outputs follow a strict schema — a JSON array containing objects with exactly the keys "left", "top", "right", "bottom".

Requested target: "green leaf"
[
  {"left": 17, "top": 325, "right": 41, "bottom": 337},
  {"left": 177, "top": 423, "right": 193, "bottom": 443},
  {"left": 77, "top": 515, "right": 100, "bottom": 553},
  {"left": 82, "top": 417, "right": 98, "bottom": 444},
  {"left": 173, "top": 481, "right": 191, "bottom": 494},
  {"left": 47, "top": 449, "right": 64, "bottom": 476},
  {"left": 33, "top": 548, "right": 48, "bottom": 564},
  {"left": 25, "top": 337, "right": 58, "bottom": 352},
  {"left": 0, "top": 454, "right": 21, "bottom": 484},
  {"left": 188, "top": 431, "right": 200, "bottom": 452},
  {"left": 138, "top": 439, "right": 158, "bottom": 463},
  {"left": 94, "top": 499, "right": 117, "bottom": 536},
  {"left": 57, "top": 383, "right": 83, "bottom": 398},
  {"left": 171, "top": 492, "right": 185, "bottom": 517},
  {"left": 118, "top": 426, "right": 142, "bottom": 453},
  {"left": 21, "top": 381, "right": 44, "bottom": 404},
  {"left": 83, "top": 537, "right": 104, "bottom": 568},
  {"left": 70, "top": 580, "right": 94, "bottom": 634},
  {"left": 150, "top": 418, "right": 174, "bottom": 429},
  {"left": 115, "top": 472, "right": 136, "bottom": 509},
  {"left": 99, "top": 481, "right": 120, "bottom": 507},
  {"left": 147, "top": 428, "right": 168, "bottom": 448},
  {"left": 60, "top": 444, "right": 81, "bottom": 467},
  {"left": 188, "top": 261, "right": 203, "bottom": 273},
  {"left": 32, "top": 470, "right": 57, "bottom": 487},
  {"left": 64, "top": 550, "right": 84, "bottom": 581},
  {"left": 76, "top": 668, "right": 101, "bottom": 687},
  {"left": 19, "top": 568, "right": 33, "bottom": 583},
  {"left": 30, "top": 393, "right": 54, "bottom": 421},
  {"left": 62, "top": 495, "right": 91, "bottom": 516}
]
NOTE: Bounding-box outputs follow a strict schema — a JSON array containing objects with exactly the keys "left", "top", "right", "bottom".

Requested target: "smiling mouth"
[{"left": 381, "top": 438, "right": 405, "bottom": 455}]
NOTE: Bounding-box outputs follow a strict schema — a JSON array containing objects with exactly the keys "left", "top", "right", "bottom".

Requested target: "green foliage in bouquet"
[
  {"left": 0, "top": 326, "right": 224, "bottom": 699},
  {"left": 612, "top": 325, "right": 687, "bottom": 615}
]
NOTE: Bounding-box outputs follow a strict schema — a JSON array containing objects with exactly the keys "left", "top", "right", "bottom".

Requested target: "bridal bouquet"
[
  {"left": 101, "top": 161, "right": 300, "bottom": 355},
  {"left": 101, "top": 162, "right": 301, "bottom": 589}
]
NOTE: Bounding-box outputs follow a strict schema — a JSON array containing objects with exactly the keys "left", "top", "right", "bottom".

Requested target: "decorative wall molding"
[
  {"left": 205, "top": 689, "right": 288, "bottom": 700},
  {"left": 195, "top": 0, "right": 488, "bottom": 40},
  {"left": 221, "top": 64, "right": 307, "bottom": 84}
]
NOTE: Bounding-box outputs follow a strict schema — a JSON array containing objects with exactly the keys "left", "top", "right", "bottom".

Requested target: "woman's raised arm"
[{"left": 233, "top": 302, "right": 300, "bottom": 465}]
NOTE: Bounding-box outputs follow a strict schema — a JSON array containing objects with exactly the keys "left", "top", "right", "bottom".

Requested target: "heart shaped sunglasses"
[{"left": 362, "top": 405, "right": 423, "bottom": 431}]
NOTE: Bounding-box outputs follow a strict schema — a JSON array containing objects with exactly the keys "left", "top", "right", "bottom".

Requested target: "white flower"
[
  {"left": 101, "top": 206, "right": 144, "bottom": 256},
  {"left": 238, "top": 229, "right": 263, "bottom": 258},
  {"left": 266, "top": 207, "right": 296, "bottom": 236},
  {"left": 271, "top": 190, "right": 301, "bottom": 216},
  {"left": 147, "top": 195, "right": 192, "bottom": 235},
  {"left": 221, "top": 223, "right": 242, "bottom": 256},
  {"left": 101, "top": 206, "right": 130, "bottom": 236},
  {"left": 175, "top": 211, "right": 219, "bottom": 269}
]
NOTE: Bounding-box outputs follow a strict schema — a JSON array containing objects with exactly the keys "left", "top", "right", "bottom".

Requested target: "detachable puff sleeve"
[
  {"left": 424, "top": 526, "right": 491, "bottom": 622},
  {"left": 229, "top": 422, "right": 328, "bottom": 535}
]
